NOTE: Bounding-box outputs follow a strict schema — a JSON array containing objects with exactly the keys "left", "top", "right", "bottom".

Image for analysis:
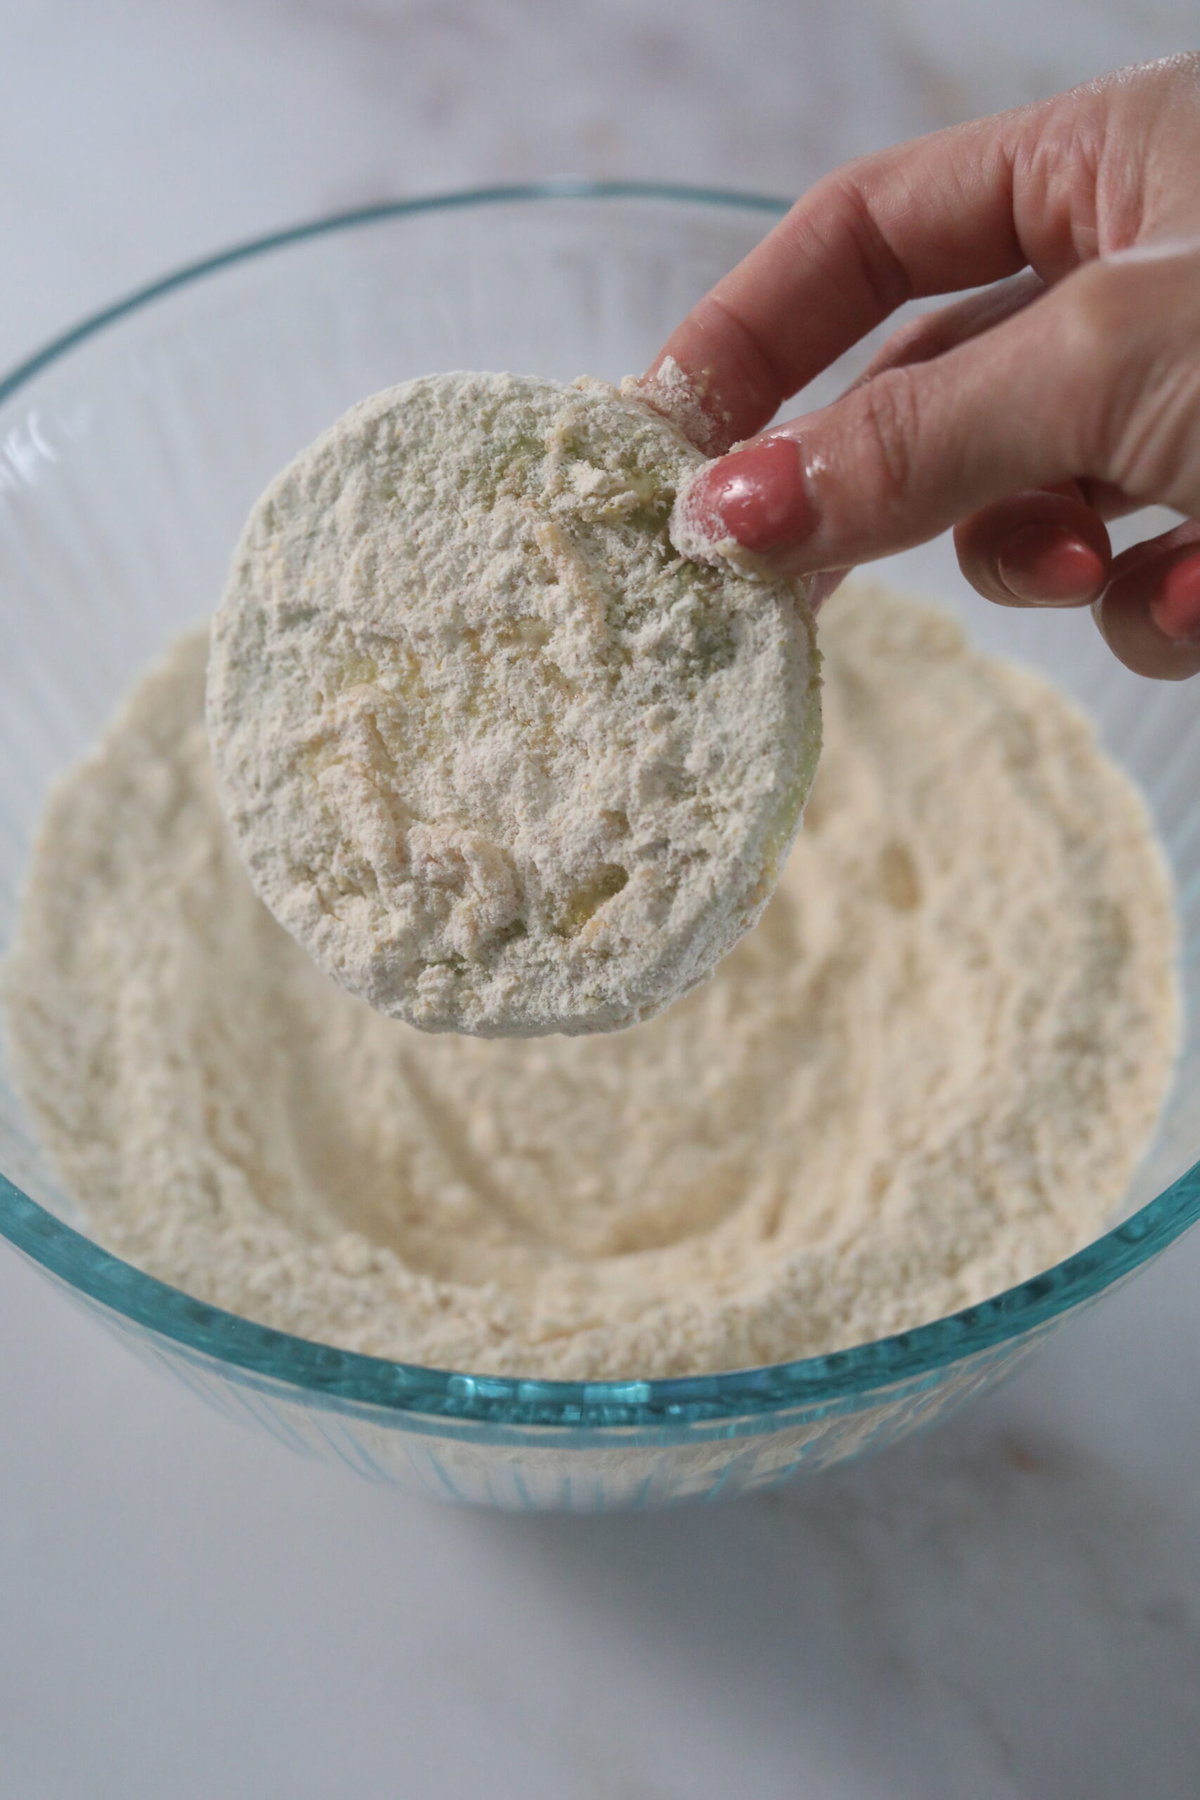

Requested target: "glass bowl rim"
[{"left": 1, "top": 179, "right": 1197, "bottom": 1429}]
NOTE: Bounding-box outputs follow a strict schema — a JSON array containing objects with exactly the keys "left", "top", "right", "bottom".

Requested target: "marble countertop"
[{"left": 3, "top": 3, "right": 1200, "bottom": 1795}]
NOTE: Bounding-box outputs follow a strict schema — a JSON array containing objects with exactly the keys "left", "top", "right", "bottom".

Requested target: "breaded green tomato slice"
[{"left": 206, "top": 372, "right": 821, "bottom": 1036}]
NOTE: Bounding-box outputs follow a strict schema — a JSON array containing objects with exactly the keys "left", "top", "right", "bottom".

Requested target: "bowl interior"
[{"left": 0, "top": 188, "right": 1198, "bottom": 1410}]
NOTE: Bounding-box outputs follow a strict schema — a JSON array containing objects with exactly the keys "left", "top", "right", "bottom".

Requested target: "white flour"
[
  {"left": 207, "top": 372, "right": 821, "bottom": 1037},
  {"left": 621, "top": 354, "right": 728, "bottom": 454},
  {"left": 4, "top": 581, "right": 1178, "bottom": 1378}
]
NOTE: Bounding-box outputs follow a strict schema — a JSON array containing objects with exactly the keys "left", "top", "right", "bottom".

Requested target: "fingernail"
[
  {"left": 996, "top": 523, "right": 1107, "bottom": 604},
  {"left": 681, "top": 436, "right": 814, "bottom": 555},
  {"left": 1150, "top": 550, "right": 1200, "bottom": 644},
  {"left": 808, "top": 568, "right": 849, "bottom": 613}
]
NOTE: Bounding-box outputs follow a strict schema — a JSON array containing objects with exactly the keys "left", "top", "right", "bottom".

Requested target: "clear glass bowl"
[{"left": 1, "top": 185, "right": 1198, "bottom": 1512}]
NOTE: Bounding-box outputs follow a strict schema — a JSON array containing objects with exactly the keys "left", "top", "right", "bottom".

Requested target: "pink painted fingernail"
[
  {"left": 684, "top": 436, "right": 814, "bottom": 554},
  {"left": 996, "top": 523, "right": 1107, "bottom": 604},
  {"left": 1150, "top": 550, "right": 1200, "bottom": 644}
]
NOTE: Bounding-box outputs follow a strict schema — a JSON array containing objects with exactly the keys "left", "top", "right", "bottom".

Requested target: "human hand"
[{"left": 646, "top": 55, "right": 1200, "bottom": 679}]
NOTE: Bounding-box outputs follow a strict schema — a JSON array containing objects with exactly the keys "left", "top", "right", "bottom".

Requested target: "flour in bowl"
[
  {"left": 207, "top": 372, "right": 821, "bottom": 1037},
  {"left": 4, "top": 581, "right": 1178, "bottom": 1378}
]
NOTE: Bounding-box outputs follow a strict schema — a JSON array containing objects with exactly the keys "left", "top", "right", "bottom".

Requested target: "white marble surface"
[{"left": 3, "top": 4, "right": 1200, "bottom": 1795}]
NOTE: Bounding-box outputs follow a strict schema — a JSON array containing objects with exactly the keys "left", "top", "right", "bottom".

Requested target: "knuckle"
[
  {"left": 1055, "top": 253, "right": 1200, "bottom": 502},
  {"left": 851, "top": 367, "right": 924, "bottom": 515},
  {"left": 870, "top": 314, "right": 935, "bottom": 373},
  {"left": 1059, "top": 256, "right": 1147, "bottom": 355},
  {"left": 1051, "top": 261, "right": 1155, "bottom": 469},
  {"left": 797, "top": 163, "right": 913, "bottom": 319},
  {"left": 1115, "top": 372, "right": 1200, "bottom": 508}
]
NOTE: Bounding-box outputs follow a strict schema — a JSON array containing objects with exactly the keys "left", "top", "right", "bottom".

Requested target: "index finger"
[{"left": 644, "top": 70, "right": 1139, "bottom": 450}]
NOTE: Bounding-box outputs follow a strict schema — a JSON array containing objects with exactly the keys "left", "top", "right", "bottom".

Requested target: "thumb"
[{"left": 670, "top": 245, "right": 1200, "bottom": 576}]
